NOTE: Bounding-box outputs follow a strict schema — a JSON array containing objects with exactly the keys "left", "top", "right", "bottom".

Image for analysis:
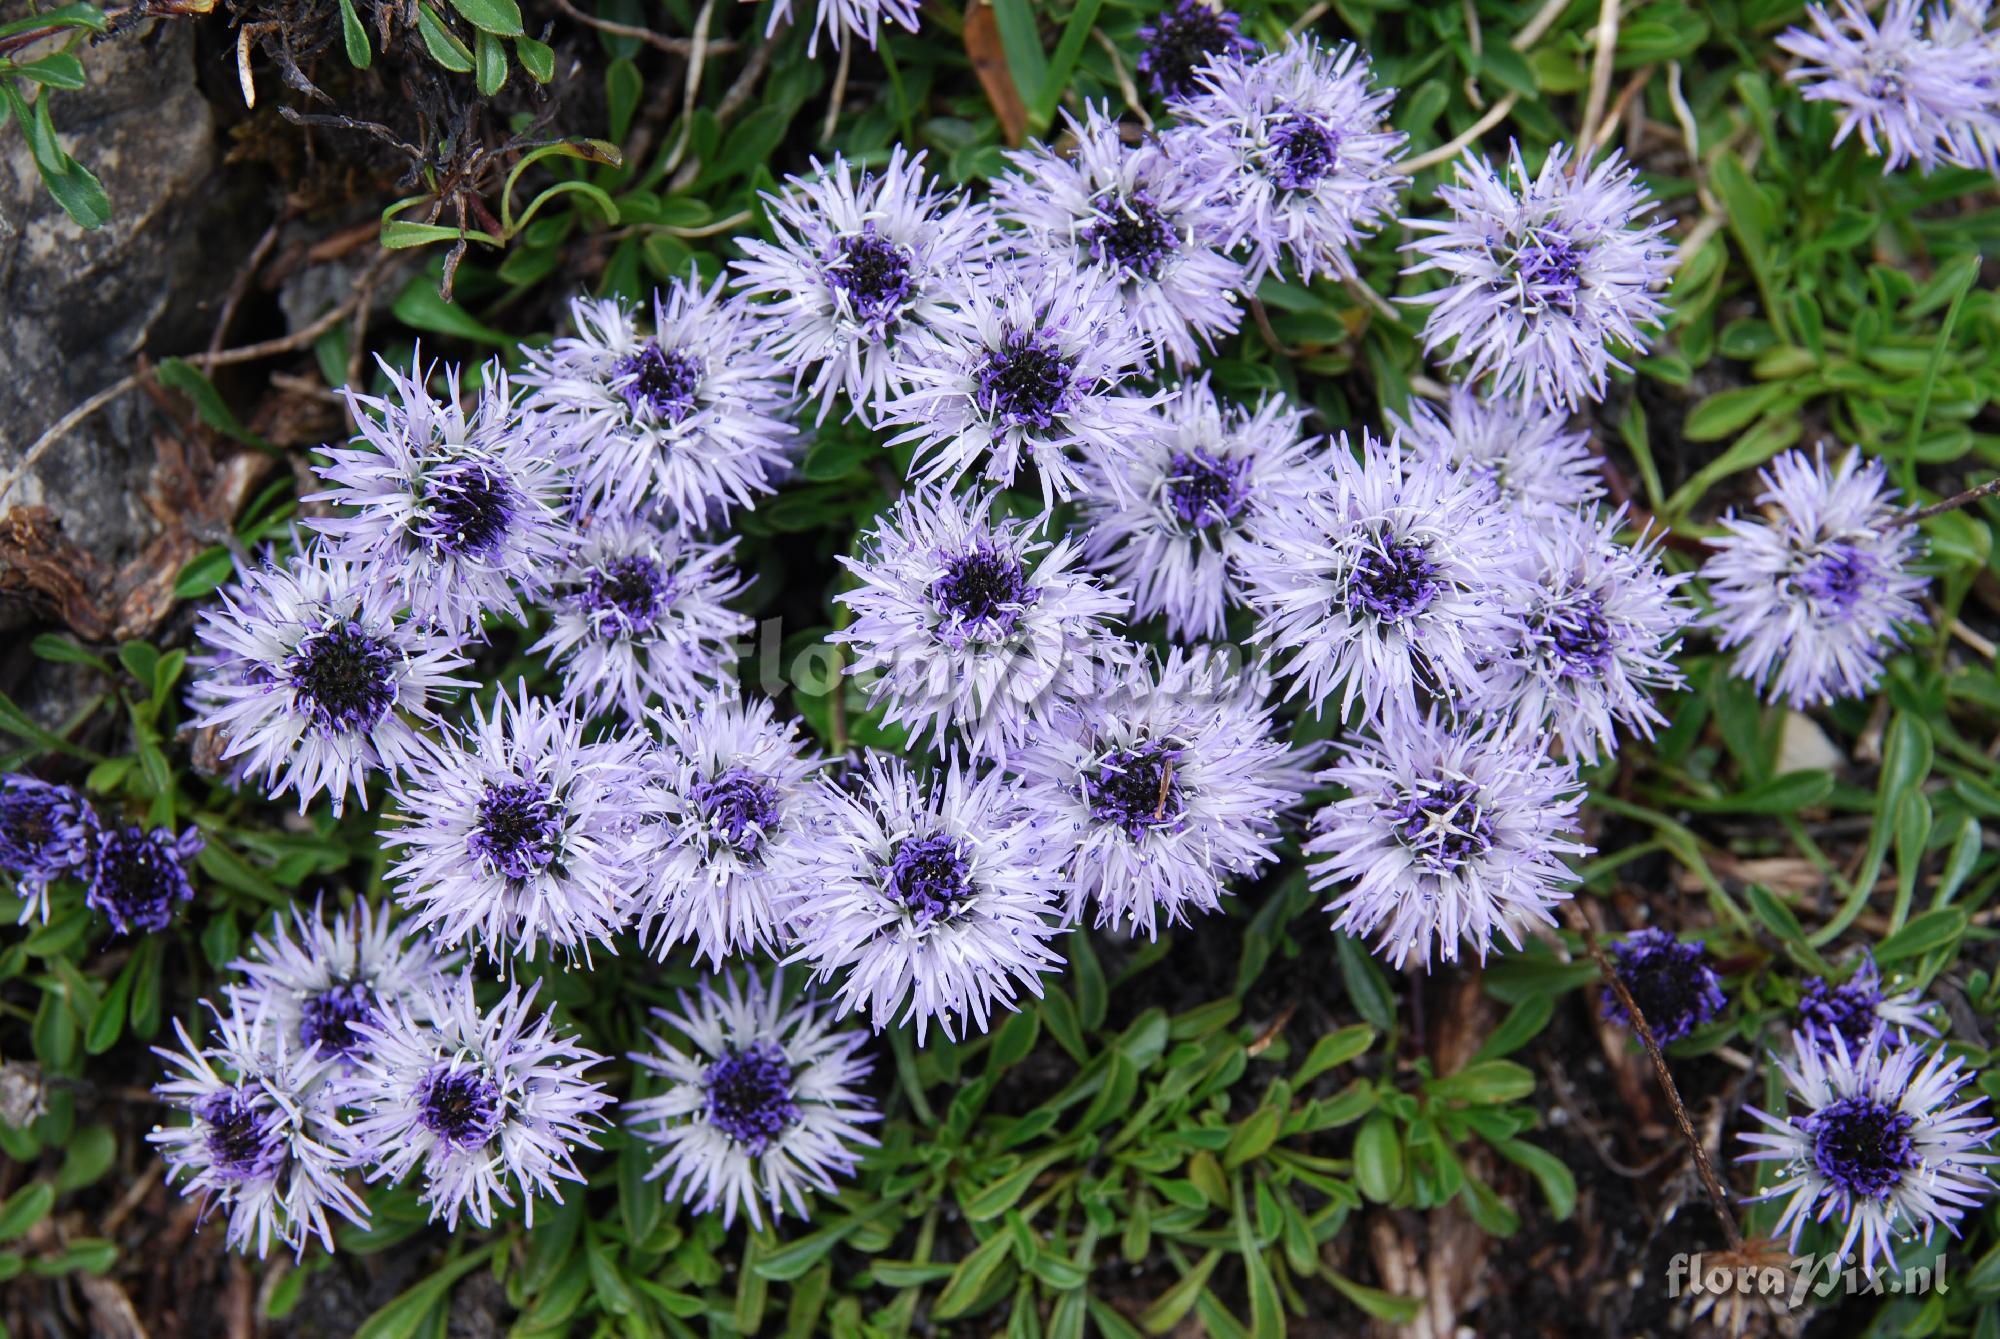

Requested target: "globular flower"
[
  {"left": 1078, "top": 377, "right": 1321, "bottom": 641},
  {"left": 87, "top": 823, "right": 204, "bottom": 935},
  {"left": 626, "top": 970, "right": 879, "bottom": 1227},
  {"left": 530, "top": 517, "right": 751, "bottom": 724},
  {"left": 1307, "top": 714, "right": 1590, "bottom": 969},
  {"left": 1402, "top": 143, "right": 1674, "bottom": 411},
  {"left": 732, "top": 148, "right": 989, "bottom": 423},
  {"left": 1237, "top": 431, "right": 1522, "bottom": 723},
  {"left": 879, "top": 272, "right": 1161, "bottom": 507},
  {"left": 1777, "top": 0, "right": 2000, "bottom": 174},
  {"left": 190, "top": 543, "right": 471, "bottom": 815},
  {"left": 765, "top": 0, "right": 917, "bottom": 56},
  {"left": 149, "top": 1006, "right": 367, "bottom": 1258},
  {"left": 226, "top": 900, "right": 452, "bottom": 1069},
  {"left": 1599, "top": 928, "right": 1726, "bottom": 1044},
  {"left": 1475, "top": 507, "right": 1689, "bottom": 763},
  {"left": 1701, "top": 446, "right": 1928, "bottom": 707},
  {"left": 1388, "top": 385, "right": 1602, "bottom": 520},
  {"left": 785, "top": 753, "right": 1064, "bottom": 1043},
  {"left": 638, "top": 695, "right": 826, "bottom": 967},
  {"left": 1011, "top": 648, "right": 1312, "bottom": 937},
  {"left": 832, "top": 489, "right": 1130, "bottom": 758},
  {"left": 517, "top": 277, "right": 794, "bottom": 528},
  {"left": 1167, "top": 37, "right": 1408, "bottom": 283},
  {"left": 1799, "top": 951, "right": 1939, "bottom": 1048},
  {"left": 994, "top": 104, "right": 1245, "bottom": 369},
  {"left": 307, "top": 357, "right": 571, "bottom": 634},
  {"left": 348, "top": 974, "right": 611, "bottom": 1230},
  {"left": 0, "top": 774, "right": 96, "bottom": 925},
  {"left": 1741, "top": 1028, "right": 1998, "bottom": 1276},
  {"left": 1137, "top": 0, "right": 1258, "bottom": 100},
  {"left": 384, "top": 685, "right": 658, "bottom": 965}
]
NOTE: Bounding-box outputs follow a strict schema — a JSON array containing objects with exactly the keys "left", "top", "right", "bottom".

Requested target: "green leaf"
[
  {"left": 1336, "top": 933, "right": 1396, "bottom": 1031},
  {"left": 1326, "top": 1271, "right": 1420, "bottom": 1323},
  {"left": 156, "top": 358, "right": 271, "bottom": 449},
  {"left": 989, "top": 0, "right": 1048, "bottom": 111},
  {"left": 1428, "top": 1060, "right": 1535, "bottom": 1106},
  {"left": 1223, "top": 1106, "right": 1282, "bottom": 1171},
  {"left": 515, "top": 35, "right": 555, "bottom": 83},
  {"left": 474, "top": 27, "right": 508, "bottom": 96},
  {"left": 1137, "top": 1249, "right": 1220, "bottom": 1334},
  {"left": 931, "top": 1231, "right": 1015, "bottom": 1320},
  {"left": 1674, "top": 770, "right": 1833, "bottom": 815},
  {"left": 336, "top": 0, "right": 372, "bottom": 66},
  {"left": 1493, "top": 1137, "right": 1577, "bottom": 1221},
  {"left": 0, "top": 4, "right": 107, "bottom": 37},
  {"left": 962, "top": 1149, "right": 1064, "bottom": 1221},
  {"left": 0, "top": 1183, "right": 53, "bottom": 1243},
  {"left": 415, "top": 2, "right": 475, "bottom": 71},
  {"left": 354, "top": 1244, "right": 499, "bottom": 1339},
  {"left": 1030, "top": 0, "right": 1105, "bottom": 124},
  {"left": 55, "top": 1125, "right": 115, "bottom": 1194},
  {"left": 390, "top": 276, "right": 511, "bottom": 345},
  {"left": 1354, "top": 1111, "right": 1403, "bottom": 1203},
  {"left": 1293, "top": 1024, "right": 1376, "bottom": 1086},
  {"left": 15, "top": 54, "right": 87, "bottom": 89},
  {"left": 1875, "top": 907, "right": 1967, "bottom": 964},
  {"left": 445, "top": 0, "right": 522, "bottom": 36}
]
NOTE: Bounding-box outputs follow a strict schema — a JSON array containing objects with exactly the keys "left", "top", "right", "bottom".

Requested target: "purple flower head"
[
  {"left": 1402, "top": 143, "right": 1675, "bottom": 411},
  {"left": 1599, "top": 928, "right": 1726, "bottom": 1044},
  {"left": 1741, "top": 1028, "right": 1998, "bottom": 1275},
  {"left": 832, "top": 489, "right": 1130, "bottom": 759},
  {"left": 1476, "top": 507, "right": 1689, "bottom": 762},
  {"left": 307, "top": 356, "right": 571, "bottom": 633},
  {"left": 0, "top": 774, "right": 96, "bottom": 925},
  {"left": 87, "top": 823, "right": 204, "bottom": 936},
  {"left": 384, "top": 684, "right": 659, "bottom": 965},
  {"left": 1701, "top": 446, "right": 1928, "bottom": 707},
  {"left": 531, "top": 516, "right": 751, "bottom": 724},
  {"left": 879, "top": 271, "right": 1161, "bottom": 507},
  {"left": 1389, "top": 386, "right": 1603, "bottom": 519},
  {"left": 347, "top": 973, "right": 611, "bottom": 1231},
  {"left": 226, "top": 900, "right": 453, "bottom": 1069},
  {"left": 1777, "top": 0, "right": 2000, "bottom": 173},
  {"left": 1166, "top": 37, "right": 1408, "bottom": 283},
  {"left": 1307, "top": 714, "right": 1590, "bottom": 969},
  {"left": 190, "top": 542, "right": 472, "bottom": 816},
  {"left": 1080, "top": 377, "right": 1320, "bottom": 641},
  {"left": 1137, "top": 0, "right": 1258, "bottom": 100},
  {"left": 1012, "top": 647, "right": 1313, "bottom": 937},
  {"left": 626, "top": 970, "right": 879, "bottom": 1227},
  {"left": 764, "top": 0, "right": 917, "bottom": 56},
  {"left": 1238, "top": 431, "right": 1523, "bottom": 723},
  {"left": 149, "top": 1005, "right": 367, "bottom": 1258},
  {"left": 994, "top": 105, "right": 1245, "bottom": 369},
  {"left": 784, "top": 753, "right": 1064, "bottom": 1044},
  {"left": 1799, "top": 951, "right": 1939, "bottom": 1049},
  {"left": 733, "top": 148, "right": 991, "bottom": 423},
  {"left": 517, "top": 277, "right": 794, "bottom": 528},
  {"left": 638, "top": 694, "right": 827, "bottom": 968}
]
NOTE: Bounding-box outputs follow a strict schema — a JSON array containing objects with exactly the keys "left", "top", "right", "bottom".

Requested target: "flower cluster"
[{"left": 0, "top": 773, "right": 202, "bottom": 933}]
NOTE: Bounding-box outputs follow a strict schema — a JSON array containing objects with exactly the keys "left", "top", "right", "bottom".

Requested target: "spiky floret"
[
  {"left": 832, "top": 489, "right": 1131, "bottom": 758},
  {"left": 1741, "top": 1028, "right": 1998, "bottom": 1276},
  {"left": 626, "top": 970, "right": 879, "bottom": 1227},
  {"left": 1599, "top": 927, "right": 1726, "bottom": 1044},
  {"left": 638, "top": 695, "right": 827, "bottom": 967},
  {"left": 764, "top": 0, "right": 918, "bottom": 56},
  {"left": 347, "top": 974, "right": 611, "bottom": 1231},
  {"left": 1010, "top": 648, "right": 1312, "bottom": 937},
  {"left": 1307, "top": 713, "right": 1590, "bottom": 969},
  {"left": 517, "top": 276, "right": 795, "bottom": 528},
  {"left": 0, "top": 774, "right": 96, "bottom": 925},
  {"left": 1137, "top": 0, "right": 1259, "bottom": 101},
  {"left": 86, "top": 823, "right": 204, "bottom": 936},
  {"left": 308, "top": 356, "right": 571, "bottom": 633},
  {"left": 783, "top": 753, "right": 1064, "bottom": 1044},
  {"left": 1388, "top": 385, "right": 1602, "bottom": 519},
  {"left": 733, "top": 148, "right": 991, "bottom": 423},
  {"left": 1701, "top": 446, "right": 1928, "bottom": 707}
]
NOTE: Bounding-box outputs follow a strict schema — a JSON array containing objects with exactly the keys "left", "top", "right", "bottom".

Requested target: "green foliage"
[{"left": 0, "top": 3, "right": 111, "bottom": 227}]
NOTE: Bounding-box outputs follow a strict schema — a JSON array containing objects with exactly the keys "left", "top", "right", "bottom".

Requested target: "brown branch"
[
  {"left": 1886, "top": 475, "right": 2000, "bottom": 528},
  {"left": 549, "top": 0, "right": 739, "bottom": 54}
]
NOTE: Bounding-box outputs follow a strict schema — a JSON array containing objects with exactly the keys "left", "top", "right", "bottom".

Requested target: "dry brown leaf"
[{"left": 964, "top": 2, "right": 1029, "bottom": 147}]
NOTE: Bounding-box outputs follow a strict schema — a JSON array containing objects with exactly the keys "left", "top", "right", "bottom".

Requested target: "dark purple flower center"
[
  {"left": 827, "top": 226, "right": 917, "bottom": 326},
  {"left": 1386, "top": 778, "right": 1492, "bottom": 875},
  {"left": 886, "top": 832, "right": 973, "bottom": 928},
  {"left": 690, "top": 766, "right": 781, "bottom": 860},
  {"left": 414, "top": 456, "right": 517, "bottom": 560},
  {"left": 973, "top": 330, "right": 1079, "bottom": 431},
  {"left": 1511, "top": 231, "right": 1585, "bottom": 310},
  {"left": 195, "top": 1090, "right": 286, "bottom": 1180},
  {"left": 288, "top": 621, "right": 400, "bottom": 734},
  {"left": 300, "top": 981, "right": 375, "bottom": 1060},
  {"left": 1804, "top": 1096, "right": 1917, "bottom": 1201},
  {"left": 578, "top": 555, "right": 670, "bottom": 636},
  {"left": 468, "top": 780, "right": 561, "bottom": 882},
  {"left": 1136, "top": 0, "right": 1253, "bottom": 100},
  {"left": 615, "top": 340, "right": 703, "bottom": 422},
  {"left": 1083, "top": 739, "right": 1188, "bottom": 841},
  {"left": 417, "top": 1064, "right": 503, "bottom": 1151},
  {"left": 1082, "top": 189, "right": 1179, "bottom": 279},
  {"left": 1269, "top": 115, "right": 1340, "bottom": 191},
  {"left": 1165, "top": 449, "right": 1252, "bottom": 532},
  {"left": 87, "top": 826, "right": 196, "bottom": 935},
  {"left": 1799, "top": 974, "right": 1882, "bottom": 1050},
  {"left": 703, "top": 1042, "right": 799, "bottom": 1154},
  {"left": 1347, "top": 533, "right": 1442, "bottom": 623},
  {"left": 1796, "top": 543, "right": 1872, "bottom": 614},
  {"left": 931, "top": 545, "right": 1039, "bottom": 641},
  {"left": 1604, "top": 930, "right": 1723, "bottom": 1044},
  {"left": 1541, "top": 594, "right": 1614, "bottom": 675}
]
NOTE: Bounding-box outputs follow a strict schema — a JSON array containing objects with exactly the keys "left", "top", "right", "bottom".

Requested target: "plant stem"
[{"left": 1885, "top": 474, "right": 2000, "bottom": 529}]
